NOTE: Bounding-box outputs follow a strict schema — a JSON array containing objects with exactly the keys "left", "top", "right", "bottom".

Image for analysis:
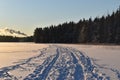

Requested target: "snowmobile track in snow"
[
  {"left": 0, "top": 45, "right": 120, "bottom": 80},
  {"left": 24, "top": 48, "right": 59, "bottom": 80}
]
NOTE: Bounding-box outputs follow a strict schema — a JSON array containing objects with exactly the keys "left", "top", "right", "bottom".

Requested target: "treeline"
[
  {"left": 34, "top": 7, "right": 120, "bottom": 44},
  {"left": 0, "top": 36, "right": 33, "bottom": 42}
]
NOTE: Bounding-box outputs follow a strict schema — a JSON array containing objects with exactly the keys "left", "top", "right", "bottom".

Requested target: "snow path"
[{"left": 0, "top": 45, "right": 119, "bottom": 80}]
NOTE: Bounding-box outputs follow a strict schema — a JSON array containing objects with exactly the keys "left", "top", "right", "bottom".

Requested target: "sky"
[{"left": 0, "top": 0, "right": 120, "bottom": 35}]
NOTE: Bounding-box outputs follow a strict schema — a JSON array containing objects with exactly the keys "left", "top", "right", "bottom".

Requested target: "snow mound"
[{"left": 0, "top": 45, "right": 119, "bottom": 80}]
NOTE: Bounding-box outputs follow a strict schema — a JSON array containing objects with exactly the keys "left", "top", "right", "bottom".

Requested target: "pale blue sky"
[{"left": 0, "top": 0, "right": 120, "bottom": 35}]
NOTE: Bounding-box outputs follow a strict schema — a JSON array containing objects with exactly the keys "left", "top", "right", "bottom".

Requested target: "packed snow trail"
[{"left": 0, "top": 45, "right": 119, "bottom": 80}]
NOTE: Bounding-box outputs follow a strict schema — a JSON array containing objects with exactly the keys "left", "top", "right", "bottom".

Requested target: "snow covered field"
[
  {"left": 0, "top": 43, "right": 49, "bottom": 68},
  {"left": 0, "top": 43, "right": 120, "bottom": 80}
]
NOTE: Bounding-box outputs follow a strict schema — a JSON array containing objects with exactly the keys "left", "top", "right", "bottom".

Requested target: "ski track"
[{"left": 0, "top": 45, "right": 119, "bottom": 80}]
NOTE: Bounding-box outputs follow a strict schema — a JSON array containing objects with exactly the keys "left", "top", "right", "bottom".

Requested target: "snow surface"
[
  {"left": 0, "top": 43, "right": 48, "bottom": 68},
  {"left": 0, "top": 43, "right": 120, "bottom": 80}
]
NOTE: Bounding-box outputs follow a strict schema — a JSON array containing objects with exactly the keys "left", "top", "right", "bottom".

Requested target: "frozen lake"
[
  {"left": 0, "top": 43, "right": 49, "bottom": 68},
  {"left": 0, "top": 43, "right": 120, "bottom": 80},
  {"left": 0, "top": 43, "right": 120, "bottom": 69}
]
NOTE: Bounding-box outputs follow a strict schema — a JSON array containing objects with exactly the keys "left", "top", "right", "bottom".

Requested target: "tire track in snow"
[
  {"left": 47, "top": 47, "right": 84, "bottom": 80},
  {"left": 55, "top": 47, "right": 74, "bottom": 80},
  {"left": 24, "top": 48, "right": 59, "bottom": 80},
  {"left": 0, "top": 45, "right": 119, "bottom": 80},
  {"left": 70, "top": 52, "right": 84, "bottom": 80},
  {"left": 69, "top": 48, "right": 109, "bottom": 80},
  {"left": 0, "top": 47, "right": 54, "bottom": 80}
]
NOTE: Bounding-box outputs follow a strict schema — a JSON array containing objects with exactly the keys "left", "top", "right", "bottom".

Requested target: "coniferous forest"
[
  {"left": 0, "top": 36, "right": 33, "bottom": 42},
  {"left": 34, "top": 7, "right": 120, "bottom": 44},
  {"left": 1, "top": 7, "right": 120, "bottom": 44}
]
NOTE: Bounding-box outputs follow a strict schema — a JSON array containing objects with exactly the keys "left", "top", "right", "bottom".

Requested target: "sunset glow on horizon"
[{"left": 0, "top": 0, "right": 120, "bottom": 35}]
